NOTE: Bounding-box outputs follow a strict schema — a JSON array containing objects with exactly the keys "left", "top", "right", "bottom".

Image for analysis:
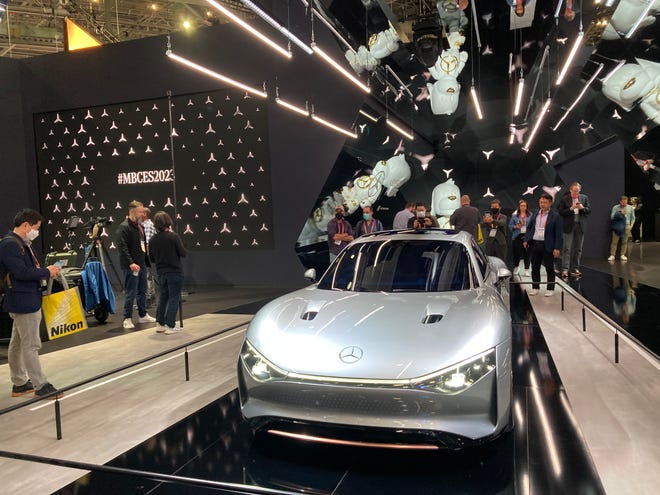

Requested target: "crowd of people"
[{"left": 327, "top": 184, "right": 644, "bottom": 297}]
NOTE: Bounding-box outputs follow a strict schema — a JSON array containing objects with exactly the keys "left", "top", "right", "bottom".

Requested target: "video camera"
[{"left": 83, "top": 216, "right": 113, "bottom": 228}]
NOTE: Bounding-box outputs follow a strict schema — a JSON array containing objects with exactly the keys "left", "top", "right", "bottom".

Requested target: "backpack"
[{"left": 0, "top": 235, "right": 26, "bottom": 295}]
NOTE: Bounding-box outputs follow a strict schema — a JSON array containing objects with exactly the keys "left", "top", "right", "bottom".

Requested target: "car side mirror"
[
  {"left": 497, "top": 267, "right": 512, "bottom": 279},
  {"left": 304, "top": 268, "right": 317, "bottom": 282}
]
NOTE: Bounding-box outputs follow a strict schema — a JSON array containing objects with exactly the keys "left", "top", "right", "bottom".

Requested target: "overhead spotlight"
[
  {"left": 311, "top": 106, "right": 357, "bottom": 138},
  {"left": 276, "top": 97, "right": 309, "bottom": 117},
  {"left": 470, "top": 86, "right": 484, "bottom": 120},
  {"left": 553, "top": 63, "right": 604, "bottom": 130},
  {"left": 556, "top": 31, "right": 583, "bottom": 86},
  {"left": 238, "top": 0, "right": 313, "bottom": 54},
  {"left": 514, "top": 78, "right": 525, "bottom": 116},
  {"left": 205, "top": 0, "right": 291, "bottom": 59},
  {"left": 386, "top": 118, "right": 414, "bottom": 140},
  {"left": 523, "top": 98, "right": 551, "bottom": 151},
  {"left": 359, "top": 109, "right": 379, "bottom": 122},
  {"left": 311, "top": 43, "right": 371, "bottom": 94},
  {"left": 183, "top": 20, "right": 191, "bottom": 30},
  {"left": 166, "top": 51, "right": 267, "bottom": 98}
]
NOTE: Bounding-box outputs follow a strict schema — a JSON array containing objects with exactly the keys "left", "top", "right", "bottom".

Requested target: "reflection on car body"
[{"left": 238, "top": 229, "right": 512, "bottom": 450}]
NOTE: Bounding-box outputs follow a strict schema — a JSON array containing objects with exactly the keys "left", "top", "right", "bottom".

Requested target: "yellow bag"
[
  {"left": 477, "top": 224, "right": 484, "bottom": 244},
  {"left": 42, "top": 287, "right": 88, "bottom": 340}
]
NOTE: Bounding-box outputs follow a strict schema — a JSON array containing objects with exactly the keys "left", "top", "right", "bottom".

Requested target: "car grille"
[{"left": 257, "top": 387, "right": 444, "bottom": 415}]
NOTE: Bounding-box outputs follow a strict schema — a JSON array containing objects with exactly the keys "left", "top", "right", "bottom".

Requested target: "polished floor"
[{"left": 0, "top": 242, "right": 658, "bottom": 494}]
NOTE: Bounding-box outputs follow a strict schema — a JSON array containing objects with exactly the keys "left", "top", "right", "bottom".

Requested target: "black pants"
[
  {"left": 512, "top": 236, "right": 530, "bottom": 269},
  {"left": 529, "top": 240, "right": 556, "bottom": 291}
]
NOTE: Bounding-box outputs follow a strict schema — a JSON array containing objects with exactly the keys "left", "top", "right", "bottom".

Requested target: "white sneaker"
[
  {"left": 607, "top": 255, "right": 615, "bottom": 261},
  {"left": 524, "top": 269, "right": 530, "bottom": 277},
  {"left": 544, "top": 290, "right": 554, "bottom": 297},
  {"left": 620, "top": 255, "right": 628, "bottom": 262},
  {"left": 528, "top": 289, "right": 538, "bottom": 296},
  {"left": 513, "top": 267, "right": 519, "bottom": 275},
  {"left": 137, "top": 314, "right": 156, "bottom": 323},
  {"left": 155, "top": 324, "right": 167, "bottom": 333},
  {"left": 164, "top": 326, "right": 183, "bottom": 335},
  {"left": 122, "top": 318, "right": 135, "bottom": 329}
]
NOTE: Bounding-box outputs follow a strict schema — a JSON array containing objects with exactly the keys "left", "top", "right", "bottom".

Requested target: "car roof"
[{"left": 351, "top": 228, "right": 474, "bottom": 246}]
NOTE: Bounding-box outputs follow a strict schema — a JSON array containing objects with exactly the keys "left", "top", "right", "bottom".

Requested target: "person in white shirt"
[{"left": 392, "top": 202, "right": 415, "bottom": 230}]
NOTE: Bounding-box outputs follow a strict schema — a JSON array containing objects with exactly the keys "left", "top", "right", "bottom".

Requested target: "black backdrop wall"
[{"left": 0, "top": 9, "right": 365, "bottom": 287}]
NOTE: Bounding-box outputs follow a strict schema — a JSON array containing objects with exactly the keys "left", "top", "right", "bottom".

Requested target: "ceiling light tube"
[
  {"left": 523, "top": 98, "right": 552, "bottom": 151},
  {"left": 554, "top": 0, "right": 564, "bottom": 18},
  {"left": 509, "top": 125, "right": 516, "bottom": 144},
  {"left": 238, "top": 0, "right": 313, "bottom": 54},
  {"left": 276, "top": 97, "right": 310, "bottom": 117},
  {"left": 601, "top": 60, "right": 625, "bottom": 84},
  {"left": 166, "top": 51, "right": 267, "bottom": 98},
  {"left": 625, "top": 1, "right": 655, "bottom": 38},
  {"left": 359, "top": 109, "right": 379, "bottom": 122},
  {"left": 470, "top": 0, "right": 482, "bottom": 48},
  {"left": 311, "top": 111, "right": 357, "bottom": 139},
  {"left": 386, "top": 118, "right": 414, "bottom": 140},
  {"left": 311, "top": 43, "right": 370, "bottom": 93},
  {"left": 205, "top": 0, "right": 291, "bottom": 58},
  {"left": 553, "top": 63, "right": 604, "bottom": 130},
  {"left": 300, "top": 0, "right": 355, "bottom": 53},
  {"left": 556, "top": 31, "right": 583, "bottom": 86},
  {"left": 514, "top": 78, "right": 524, "bottom": 116},
  {"left": 470, "top": 86, "right": 484, "bottom": 119}
]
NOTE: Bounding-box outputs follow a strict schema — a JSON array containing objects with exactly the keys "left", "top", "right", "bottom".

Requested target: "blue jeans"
[
  {"left": 156, "top": 272, "right": 183, "bottom": 328},
  {"left": 123, "top": 266, "right": 147, "bottom": 319}
]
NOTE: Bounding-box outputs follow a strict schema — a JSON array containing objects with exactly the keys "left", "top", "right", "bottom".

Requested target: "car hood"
[{"left": 245, "top": 287, "right": 510, "bottom": 380}]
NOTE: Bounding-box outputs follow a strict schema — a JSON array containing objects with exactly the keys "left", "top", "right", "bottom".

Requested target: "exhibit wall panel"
[
  {"left": 0, "top": 58, "right": 33, "bottom": 231},
  {"left": 12, "top": 18, "right": 364, "bottom": 287},
  {"left": 556, "top": 138, "right": 625, "bottom": 258}
]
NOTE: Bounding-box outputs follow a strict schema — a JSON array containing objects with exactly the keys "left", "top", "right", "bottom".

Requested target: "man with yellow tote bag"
[
  {"left": 42, "top": 274, "right": 88, "bottom": 340},
  {"left": 0, "top": 209, "right": 64, "bottom": 399}
]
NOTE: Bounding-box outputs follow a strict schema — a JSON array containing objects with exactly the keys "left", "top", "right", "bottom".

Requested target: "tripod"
[{"left": 82, "top": 225, "right": 123, "bottom": 289}]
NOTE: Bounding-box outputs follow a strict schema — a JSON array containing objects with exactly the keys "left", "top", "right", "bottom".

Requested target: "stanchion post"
[
  {"left": 184, "top": 346, "right": 190, "bottom": 381},
  {"left": 615, "top": 332, "right": 620, "bottom": 363},
  {"left": 582, "top": 306, "right": 586, "bottom": 332},
  {"left": 55, "top": 400, "right": 62, "bottom": 440},
  {"left": 561, "top": 289, "right": 564, "bottom": 311}
]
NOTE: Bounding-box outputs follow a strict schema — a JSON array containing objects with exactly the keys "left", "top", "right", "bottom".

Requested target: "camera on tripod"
[{"left": 85, "top": 216, "right": 113, "bottom": 228}]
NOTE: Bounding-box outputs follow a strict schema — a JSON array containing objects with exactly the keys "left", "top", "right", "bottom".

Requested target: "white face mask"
[{"left": 26, "top": 229, "right": 40, "bottom": 241}]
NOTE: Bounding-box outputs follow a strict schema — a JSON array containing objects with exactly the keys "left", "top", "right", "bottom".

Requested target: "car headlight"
[
  {"left": 411, "top": 348, "right": 496, "bottom": 394},
  {"left": 240, "top": 340, "right": 288, "bottom": 382}
]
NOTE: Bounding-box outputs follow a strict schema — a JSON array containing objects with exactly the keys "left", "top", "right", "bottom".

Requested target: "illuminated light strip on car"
[{"left": 267, "top": 430, "right": 439, "bottom": 450}]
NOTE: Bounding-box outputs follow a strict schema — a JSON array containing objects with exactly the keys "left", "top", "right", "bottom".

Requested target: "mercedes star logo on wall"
[{"left": 339, "top": 346, "right": 363, "bottom": 364}]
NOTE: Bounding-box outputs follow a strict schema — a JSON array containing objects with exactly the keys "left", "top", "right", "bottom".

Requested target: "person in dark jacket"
[
  {"left": 149, "top": 211, "right": 186, "bottom": 334},
  {"left": 523, "top": 193, "right": 563, "bottom": 297},
  {"left": 116, "top": 200, "right": 155, "bottom": 329},
  {"left": 557, "top": 182, "right": 590, "bottom": 278},
  {"left": 0, "top": 209, "right": 63, "bottom": 398}
]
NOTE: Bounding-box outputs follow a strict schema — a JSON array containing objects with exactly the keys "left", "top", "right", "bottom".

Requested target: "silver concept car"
[{"left": 238, "top": 229, "right": 512, "bottom": 450}]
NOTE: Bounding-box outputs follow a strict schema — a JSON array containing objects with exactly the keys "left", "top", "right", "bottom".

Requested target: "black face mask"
[
  {"left": 335, "top": 212, "right": 344, "bottom": 220},
  {"left": 490, "top": 208, "right": 500, "bottom": 215}
]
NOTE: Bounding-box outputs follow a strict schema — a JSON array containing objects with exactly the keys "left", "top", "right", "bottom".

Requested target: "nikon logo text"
[{"left": 51, "top": 321, "right": 84, "bottom": 336}]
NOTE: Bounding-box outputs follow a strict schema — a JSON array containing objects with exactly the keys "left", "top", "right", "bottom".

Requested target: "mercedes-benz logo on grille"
[{"left": 339, "top": 346, "right": 363, "bottom": 364}]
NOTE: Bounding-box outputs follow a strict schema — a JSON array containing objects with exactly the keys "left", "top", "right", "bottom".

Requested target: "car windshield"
[{"left": 318, "top": 239, "right": 472, "bottom": 292}]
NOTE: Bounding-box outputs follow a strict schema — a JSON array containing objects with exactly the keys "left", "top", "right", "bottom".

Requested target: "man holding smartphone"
[
  {"left": 0, "top": 209, "right": 63, "bottom": 398},
  {"left": 557, "top": 182, "right": 590, "bottom": 277}
]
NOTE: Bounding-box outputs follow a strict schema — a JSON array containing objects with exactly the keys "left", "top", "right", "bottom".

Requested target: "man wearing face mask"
[
  {"left": 408, "top": 203, "right": 440, "bottom": 229},
  {"left": 327, "top": 205, "right": 354, "bottom": 264},
  {"left": 481, "top": 199, "right": 508, "bottom": 261},
  {"left": 0, "top": 209, "right": 63, "bottom": 399},
  {"left": 354, "top": 205, "right": 384, "bottom": 237}
]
